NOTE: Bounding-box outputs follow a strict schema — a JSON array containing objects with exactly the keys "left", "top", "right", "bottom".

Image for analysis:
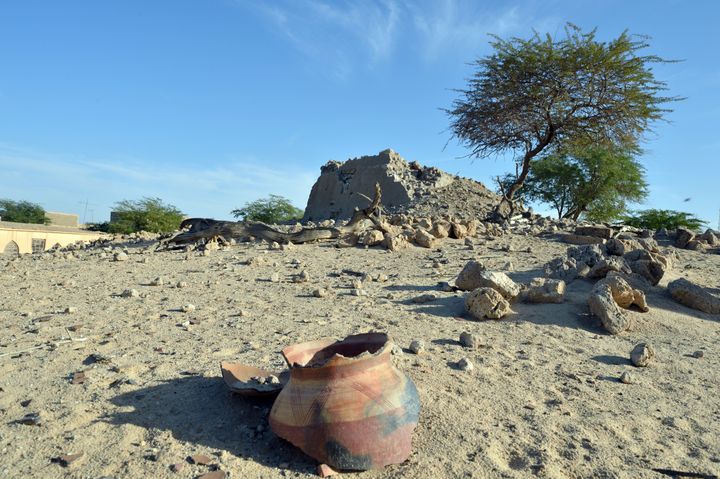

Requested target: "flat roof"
[{"left": 0, "top": 220, "right": 103, "bottom": 235}]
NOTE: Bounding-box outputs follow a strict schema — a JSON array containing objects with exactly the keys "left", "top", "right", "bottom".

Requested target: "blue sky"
[{"left": 1, "top": 0, "right": 718, "bottom": 226}]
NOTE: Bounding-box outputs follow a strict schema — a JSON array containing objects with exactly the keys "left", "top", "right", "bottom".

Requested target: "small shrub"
[
  {"left": 621, "top": 209, "right": 706, "bottom": 231},
  {"left": 231, "top": 195, "right": 303, "bottom": 224}
]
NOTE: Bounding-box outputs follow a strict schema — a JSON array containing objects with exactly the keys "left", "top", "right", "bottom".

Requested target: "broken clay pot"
[{"left": 269, "top": 333, "right": 420, "bottom": 471}]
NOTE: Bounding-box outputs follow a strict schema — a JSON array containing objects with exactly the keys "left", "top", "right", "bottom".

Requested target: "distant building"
[
  {"left": 0, "top": 220, "right": 104, "bottom": 256},
  {"left": 45, "top": 211, "right": 79, "bottom": 227}
]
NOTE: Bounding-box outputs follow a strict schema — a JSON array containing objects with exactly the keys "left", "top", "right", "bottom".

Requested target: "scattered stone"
[
  {"left": 588, "top": 276, "right": 649, "bottom": 335},
  {"left": 382, "top": 233, "right": 408, "bottom": 251},
  {"left": 675, "top": 228, "right": 695, "bottom": 249},
  {"left": 70, "top": 371, "right": 87, "bottom": 385},
  {"left": 150, "top": 277, "right": 164, "bottom": 286},
  {"left": 113, "top": 252, "right": 128, "bottom": 262},
  {"left": 411, "top": 293, "right": 437, "bottom": 304},
  {"left": 431, "top": 222, "right": 450, "bottom": 239},
  {"left": 121, "top": 288, "right": 139, "bottom": 298},
  {"left": 459, "top": 332, "right": 479, "bottom": 348},
  {"left": 51, "top": 452, "right": 84, "bottom": 467},
  {"left": 189, "top": 454, "right": 213, "bottom": 465},
  {"left": 588, "top": 257, "right": 631, "bottom": 279},
  {"left": 312, "top": 288, "right": 329, "bottom": 298},
  {"left": 523, "top": 278, "right": 565, "bottom": 304},
  {"left": 170, "top": 462, "right": 184, "bottom": 473},
  {"left": 414, "top": 228, "right": 437, "bottom": 249},
  {"left": 270, "top": 272, "right": 280, "bottom": 283},
  {"left": 470, "top": 271, "right": 520, "bottom": 300},
  {"left": 362, "top": 229, "right": 385, "bottom": 247},
  {"left": 692, "top": 350, "right": 704, "bottom": 359},
  {"left": 292, "top": 270, "right": 310, "bottom": 283},
  {"left": 630, "top": 343, "right": 655, "bottom": 367},
  {"left": 64, "top": 306, "right": 77, "bottom": 314},
  {"left": 176, "top": 281, "right": 188, "bottom": 288},
  {"left": 575, "top": 225, "right": 614, "bottom": 239},
  {"left": 197, "top": 471, "right": 226, "bottom": 479},
  {"left": 457, "top": 357, "right": 474, "bottom": 371},
  {"left": 181, "top": 304, "right": 196, "bottom": 313},
  {"left": 619, "top": 372, "right": 635, "bottom": 384},
  {"left": 465, "top": 287, "right": 512, "bottom": 320},
  {"left": 16, "top": 412, "right": 41, "bottom": 425},
  {"left": 437, "top": 281, "right": 455, "bottom": 292},
  {"left": 454, "top": 260, "right": 486, "bottom": 291},
  {"left": 409, "top": 340, "right": 425, "bottom": 354},
  {"left": 562, "top": 234, "right": 606, "bottom": 245},
  {"left": 667, "top": 278, "right": 720, "bottom": 314},
  {"left": 450, "top": 222, "right": 468, "bottom": 240}
]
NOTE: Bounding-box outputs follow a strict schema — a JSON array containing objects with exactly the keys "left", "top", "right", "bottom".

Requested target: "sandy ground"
[{"left": 1, "top": 233, "right": 719, "bottom": 479}]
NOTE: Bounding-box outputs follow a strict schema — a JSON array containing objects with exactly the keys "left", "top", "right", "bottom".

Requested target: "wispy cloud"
[
  {"left": 0, "top": 143, "right": 316, "bottom": 221},
  {"left": 244, "top": 0, "right": 400, "bottom": 79},
  {"left": 240, "top": 0, "right": 559, "bottom": 74}
]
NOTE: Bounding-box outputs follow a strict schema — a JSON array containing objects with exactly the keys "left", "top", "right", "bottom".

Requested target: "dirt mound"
[{"left": 302, "top": 149, "right": 498, "bottom": 221}]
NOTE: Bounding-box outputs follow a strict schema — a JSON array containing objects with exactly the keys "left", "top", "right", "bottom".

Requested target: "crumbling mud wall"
[{"left": 303, "top": 149, "right": 497, "bottom": 221}]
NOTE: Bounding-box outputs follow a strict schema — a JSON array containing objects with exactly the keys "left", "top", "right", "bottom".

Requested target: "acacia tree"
[
  {"left": 447, "top": 24, "right": 679, "bottom": 217},
  {"left": 522, "top": 145, "right": 648, "bottom": 221},
  {"left": 110, "top": 197, "right": 184, "bottom": 234},
  {"left": 231, "top": 195, "right": 303, "bottom": 224}
]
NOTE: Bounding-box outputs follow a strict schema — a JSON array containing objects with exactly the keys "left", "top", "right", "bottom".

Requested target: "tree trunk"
[{"left": 161, "top": 183, "right": 389, "bottom": 248}]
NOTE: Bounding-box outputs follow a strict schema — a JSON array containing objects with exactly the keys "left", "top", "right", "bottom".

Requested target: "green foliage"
[
  {"left": 447, "top": 23, "right": 680, "bottom": 201},
  {"left": 231, "top": 195, "right": 303, "bottom": 224},
  {"left": 85, "top": 222, "right": 111, "bottom": 232},
  {"left": 109, "top": 197, "right": 184, "bottom": 234},
  {"left": 0, "top": 199, "right": 49, "bottom": 224},
  {"left": 621, "top": 209, "right": 706, "bottom": 231},
  {"left": 523, "top": 145, "right": 648, "bottom": 222}
]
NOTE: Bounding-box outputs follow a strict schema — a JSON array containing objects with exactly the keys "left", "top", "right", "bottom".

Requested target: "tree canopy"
[
  {"left": 0, "top": 199, "right": 49, "bottom": 224},
  {"left": 621, "top": 209, "right": 706, "bottom": 231},
  {"left": 231, "top": 195, "right": 303, "bottom": 224},
  {"left": 447, "top": 24, "right": 680, "bottom": 214},
  {"left": 522, "top": 145, "right": 648, "bottom": 222},
  {"left": 109, "top": 197, "right": 184, "bottom": 234}
]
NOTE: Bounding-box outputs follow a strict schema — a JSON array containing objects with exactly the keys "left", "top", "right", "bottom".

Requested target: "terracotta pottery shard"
[
  {"left": 220, "top": 362, "right": 289, "bottom": 397},
  {"left": 70, "top": 371, "right": 87, "bottom": 385},
  {"left": 197, "top": 471, "right": 226, "bottom": 479},
  {"left": 189, "top": 454, "right": 213, "bottom": 465},
  {"left": 270, "top": 332, "right": 420, "bottom": 471}
]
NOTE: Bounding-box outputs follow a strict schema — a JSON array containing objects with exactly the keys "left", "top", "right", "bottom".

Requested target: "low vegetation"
[
  {"left": 107, "top": 197, "right": 184, "bottom": 234},
  {"left": 231, "top": 195, "right": 303, "bottom": 224},
  {"left": 0, "top": 199, "right": 49, "bottom": 224},
  {"left": 621, "top": 209, "right": 707, "bottom": 231}
]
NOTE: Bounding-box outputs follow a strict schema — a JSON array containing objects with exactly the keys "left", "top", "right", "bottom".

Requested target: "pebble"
[
  {"left": 457, "top": 358, "right": 474, "bottom": 371},
  {"left": 150, "top": 277, "right": 164, "bottom": 286},
  {"left": 692, "top": 350, "right": 704, "bottom": 359},
  {"left": 630, "top": 343, "right": 655, "bottom": 367},
  {"left": 312, "top": 288, "right": 328, "bottom": 298},
  {"left": 293, "top": 270, "right": 310, "bottom": 283},
  {"left": 409, "top": 340, "right": 425, "bottom": 354},
  {"left": 181, "top": 304, "right": 196, "bottom": 313},
  {"left": 176, "top": 281, "right": 188, "bottom": 288},
  {"left": 121, "top": 289, "right": 139, "bottom": 298},
  {"left": 619, "top": 372, "right": 634, "bottom": 384},
  {"left": 437, "top": 281, "right": 455, "bottom": 292},
  {"left": 113, "top": 252, "right": 128, "bottom": 262},
  {"left": 459, "top": 332, "right": 478, "bottom": 348},
  {"left": 412, "top": 293, "right": 437, "bottom": 304},
  {"left": 64, "top": 307, "right": 77, "bottom": 314},
  {"left": 270, "top": 272, "right": 280, "bottom": 283}
]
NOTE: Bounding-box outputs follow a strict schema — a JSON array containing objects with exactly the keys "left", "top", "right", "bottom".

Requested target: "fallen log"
[{"left": 162, "top": 183, "right": 389, "bottom": 248}]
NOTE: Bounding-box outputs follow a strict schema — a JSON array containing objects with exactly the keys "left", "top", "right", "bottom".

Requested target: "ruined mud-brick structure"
[{"left": 302, "top": 149, "right": 498, "bottom": 222}]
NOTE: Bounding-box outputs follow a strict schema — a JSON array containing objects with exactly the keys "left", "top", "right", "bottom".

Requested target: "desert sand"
[{"left": 1, "top": 231, "right": 719, "bottom": 479}]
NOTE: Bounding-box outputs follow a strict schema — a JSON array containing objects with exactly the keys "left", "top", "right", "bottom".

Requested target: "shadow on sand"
[{"left": 104, "top": 375, "right": 315, "bottom": 474}]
